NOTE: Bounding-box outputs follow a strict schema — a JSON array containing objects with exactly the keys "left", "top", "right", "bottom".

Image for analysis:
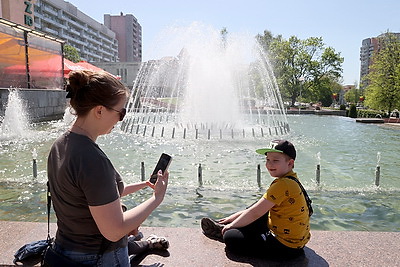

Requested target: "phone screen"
[{"left": 150, "top": 153, "right": 172, "bottom": 183}]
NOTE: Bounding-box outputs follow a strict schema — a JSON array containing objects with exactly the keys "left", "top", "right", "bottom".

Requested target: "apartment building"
[
  {"left": 33, "top": 0, "right": 119, "bottom": 62},
  {"left": 104, "top": 13, "right": 142, "bottom": 62},
  {"left": 360, "top": 32, "right": 400, "bottom": 88},
  {"left": 359, "top": 37, "right": 379, "bottom": 85}
]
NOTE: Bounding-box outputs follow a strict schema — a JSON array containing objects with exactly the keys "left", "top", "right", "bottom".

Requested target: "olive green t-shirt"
[
  {"left": 47, "top": 131, "right": 126, "bottom": 252},
  {"left": 263, "top": 171, "right": 311, "bottom": 249}
]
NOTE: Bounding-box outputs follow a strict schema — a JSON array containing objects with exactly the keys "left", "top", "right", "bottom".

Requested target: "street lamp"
[
  {"left": 298, "top": 76, "right": 305, "bottom": 114},
  {"left": 332, "top": 93, "right": 338, "bottom": 107}
]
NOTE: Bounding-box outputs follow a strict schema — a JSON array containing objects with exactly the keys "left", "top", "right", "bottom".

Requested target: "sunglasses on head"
[{"left": 104, "top": 106, "right": 126, "bottom": 121}]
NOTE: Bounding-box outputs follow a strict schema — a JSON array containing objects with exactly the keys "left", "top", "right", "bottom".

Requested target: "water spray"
[
  {"left": 122, "top": 25, "right": 290, "bottom": 140},
  {"left": 316, "top": 152, "right": 321, "bottom": 185},
  {"left": 375, "top": 152, "right": 381, "bottom": 186},
  {"left": 32, "top": 148, "right": 37, "bottom": 179}
]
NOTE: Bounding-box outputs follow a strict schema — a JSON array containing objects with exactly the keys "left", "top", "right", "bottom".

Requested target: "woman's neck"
[{"left": 71, "top": 121, "right": 97, "bottom": 141}]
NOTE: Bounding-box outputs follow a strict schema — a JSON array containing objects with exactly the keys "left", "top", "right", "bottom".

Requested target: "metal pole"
[
  {"left": 316, "top": 152, "right": 321, "bottom": 185},
  {"left": 257, "top": 164, "right": 261, "bottom": 187},
  {"left": 141, "top": 162, "right": 145, "bottom": 181},
  {"left": 198, "top": 164, "right": 203, "bottom": 187},
  {"left": 32, "top": 148, "right": 37, "bottom": 178},
  {"left": 375, "top": 152, "right": 381, "bottom": 186},
  {"left": 375, "top": 166, "right": 380, "bottom": 186}
]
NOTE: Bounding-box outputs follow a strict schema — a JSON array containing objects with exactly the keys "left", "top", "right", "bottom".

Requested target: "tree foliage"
[
  {"left": 256, "top": 31, "right": 344, "bottom": 106},
  {"left": 64, "top": 44, "right": 81, "bottom": 63},
  {"left": 364, "top": 32, "right": 400, "bottom": 114}
]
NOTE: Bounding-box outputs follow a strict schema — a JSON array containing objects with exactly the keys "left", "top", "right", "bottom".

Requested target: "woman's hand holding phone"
[{"left": 152, "top": 170, "right": 168, "bottom": 202}]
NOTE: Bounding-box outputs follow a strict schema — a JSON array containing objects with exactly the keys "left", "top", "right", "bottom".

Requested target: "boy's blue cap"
[{"left": 256, "top": 140, "right": 296, "bottom": 160}]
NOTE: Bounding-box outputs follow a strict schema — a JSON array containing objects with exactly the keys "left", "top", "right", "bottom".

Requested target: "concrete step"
[{"left": 1, "top": 221, "right": 399, "bottom": 266}]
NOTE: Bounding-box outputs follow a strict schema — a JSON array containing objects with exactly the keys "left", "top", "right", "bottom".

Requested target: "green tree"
[
  {"left": 256, "top": 32, "right": 344, "bottom": 106},
  {"left": 364, "top": 32, "right": 400, "bottom": 114},
  {"left": 64, "top": 44, "right": 81, "bottom": 63}
]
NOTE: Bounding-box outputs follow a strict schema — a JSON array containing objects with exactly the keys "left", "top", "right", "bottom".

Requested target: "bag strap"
[
  {"left": 47, "top": 181, "right": 110, "bottom": 256},
  {"left": 46, "top": 181, "right": 52, "bottom": 242},
  {"left": 285, "top": 176, "right": 313, "bottom": 216}
]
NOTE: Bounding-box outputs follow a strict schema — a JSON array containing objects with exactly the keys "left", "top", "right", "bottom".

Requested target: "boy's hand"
[
  {"left": 218, "top": 218, "right": 231, "bottom": 224},
  {"left": 218, "top": 211, "right": 242, "bottom": 224},
  {"left": 222, "top": 223, "right": 233, "bottom": 235}
]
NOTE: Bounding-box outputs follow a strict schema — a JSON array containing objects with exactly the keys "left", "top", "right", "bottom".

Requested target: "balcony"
[{"left": 43, "top": 5, "right": 59, "bottom": 16}]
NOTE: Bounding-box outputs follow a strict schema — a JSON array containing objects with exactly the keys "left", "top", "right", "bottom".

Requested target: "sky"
[{"left": 66, "top": 0, "right": 400, "bottom": 85}]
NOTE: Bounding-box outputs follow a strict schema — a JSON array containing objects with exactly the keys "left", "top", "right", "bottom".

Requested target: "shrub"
[
  {"left": 356, "top": 109, "right": 388, "bottom": 118},
  {"left": 348, "top": 104, "right": 357, "bottom": 118}
]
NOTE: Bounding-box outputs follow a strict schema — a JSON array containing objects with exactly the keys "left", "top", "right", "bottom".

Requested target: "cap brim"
[{"left": 256, "top": 148, "right": 283, "bottom": 155}]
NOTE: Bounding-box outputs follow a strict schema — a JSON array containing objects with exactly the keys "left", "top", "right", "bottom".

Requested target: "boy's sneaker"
[
  {"left": 146, "top": 234, "right": 170, "bottom": 250},
  {"left": 201, "top": 217, "right": 224, "bottom": 242}
]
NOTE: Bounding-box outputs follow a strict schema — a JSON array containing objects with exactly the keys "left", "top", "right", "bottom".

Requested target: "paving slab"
[{"left": 1, "top": 221, "right": 399, "bottom": 266}]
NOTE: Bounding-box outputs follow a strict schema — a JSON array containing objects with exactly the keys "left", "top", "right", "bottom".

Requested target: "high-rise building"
[
  {"left": 359, "top": 37, "right": 379, "bottom": 86},
  {"left": 32, "top": 0, "right": 119, "bottom": 62},
  {"left": 104, "top": 13, "right": 142, "bottom": 62},
  {"left": 0, "top": 0, "right": 142, "bottom": 88},
  {"left": 359, "top": 32, "right": 400, "bottom": 88}
]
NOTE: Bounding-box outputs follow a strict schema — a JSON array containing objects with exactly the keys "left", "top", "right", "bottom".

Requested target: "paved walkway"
[{"left": 1, "top": 221, "right": 399, "bottom": 266}]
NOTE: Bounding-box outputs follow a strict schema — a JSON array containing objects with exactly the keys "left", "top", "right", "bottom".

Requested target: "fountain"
[
  {"left": 0, "top": 89, "right": 30, "bottom": 139},
  {"left": 0, "top": 24, "right": 399, "bottom": 232},
  {"left": 122, "top": 23, "right": 289, "bottom": 139}
]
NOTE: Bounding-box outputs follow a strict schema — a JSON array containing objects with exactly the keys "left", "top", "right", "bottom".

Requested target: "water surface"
[{"left": 0, "top": 115, "right": 399, "bottom": 231}]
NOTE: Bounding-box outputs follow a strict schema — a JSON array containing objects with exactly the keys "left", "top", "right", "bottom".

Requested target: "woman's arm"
[
  {"left": 222, "top": 197, "right": 274, "bottom": 234},
  {"left": 89, "top": 171, "right": 168, "bottom": 242}
]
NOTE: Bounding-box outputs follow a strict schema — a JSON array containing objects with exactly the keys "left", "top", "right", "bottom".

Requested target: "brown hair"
[{"left": 66, "top": 70, "right": 128, "bottom": 116}]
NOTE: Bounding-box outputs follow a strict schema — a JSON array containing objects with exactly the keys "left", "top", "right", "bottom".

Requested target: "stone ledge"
[{"left": 1, "top": 221, "right": 399, "bottom": 266}]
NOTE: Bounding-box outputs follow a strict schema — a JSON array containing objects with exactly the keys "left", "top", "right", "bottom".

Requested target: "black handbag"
[{"left": 13, "top": 238, "right": 52, "bottom": 265}]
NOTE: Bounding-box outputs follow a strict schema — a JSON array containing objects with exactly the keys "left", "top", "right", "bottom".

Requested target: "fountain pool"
[
  {"left": 1, "top": 23, "right": 399, "bottom": 232},
  {"left": 0, "top": 114, "right": 399, "bottom": 232}
]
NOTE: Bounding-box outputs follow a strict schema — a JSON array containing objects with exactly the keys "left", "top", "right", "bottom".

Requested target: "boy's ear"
[{"left": 288, "top": 158, "right": 295, "bottom": 167}]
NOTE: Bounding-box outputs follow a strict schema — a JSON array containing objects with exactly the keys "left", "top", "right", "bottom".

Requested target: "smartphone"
[{"left": 149, "top": 153, "right": 172, "bottom": 184}]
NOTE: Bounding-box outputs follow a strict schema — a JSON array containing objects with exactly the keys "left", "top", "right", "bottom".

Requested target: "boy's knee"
[{"left": 223, "top": 229, "right": 247, "bottom": 254}]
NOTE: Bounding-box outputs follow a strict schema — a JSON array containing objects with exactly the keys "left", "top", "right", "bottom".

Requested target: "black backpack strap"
[{"left": 285, "top": 176, "right": 313, "bottom": 216}]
